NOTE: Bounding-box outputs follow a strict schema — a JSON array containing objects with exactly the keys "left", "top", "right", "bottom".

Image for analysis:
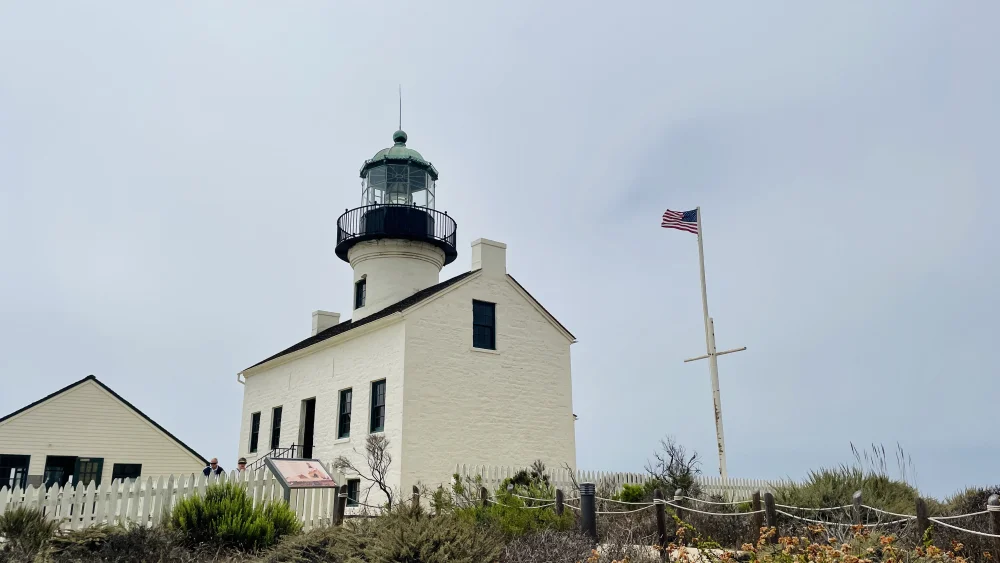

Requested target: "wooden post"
[
  {"left": 915, "top": 497, "right": 930, "bottom": 541},
  {"left": 334, "top": 485, "right": 348, "bottom": 526},
  {"left": 580, "top": 482, "right": 598, "bottom": 542},
  {"left": 852, "top": 490, "right": 863, "bottom": 525},
  {"left": 763, "top": 492, "right": 777, "bottom": 544},
  {"left": 654, "top": 489, "right": 668, "bottom": 560},
  {"left": 988, "top": 494, "right": 1000, "bottom": 558},
  {"left": 555, "top": 488, "right": 564, "bottom": 516},
  {"left": 752, "top": 491, "right": 764, "bottom": 540},
  {"left": 673, "top": 489, "right": 686, "bottom": 523},
  {"left": 481, "top": 486, "right": 490, "bottom": 508},
  {"left": 412, "top": 485, "right": 420, "bottom": 517}
]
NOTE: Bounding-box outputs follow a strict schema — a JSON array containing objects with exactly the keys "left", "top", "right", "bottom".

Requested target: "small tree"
[
  {"left": 644, "top": 435, "right": 702, "bottom": 498},
  {"left": 333, "top": 433, "right": 395, "bottom": 510}
]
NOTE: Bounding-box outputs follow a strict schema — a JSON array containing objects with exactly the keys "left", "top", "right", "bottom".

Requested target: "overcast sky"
[{"left": 1, "top": 2, "right": 997, "bottom": 500}]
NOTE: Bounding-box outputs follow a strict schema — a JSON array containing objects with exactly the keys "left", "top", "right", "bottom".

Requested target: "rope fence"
[{"left": 469, "top": 485, "right": 1000, "bottom": 542}]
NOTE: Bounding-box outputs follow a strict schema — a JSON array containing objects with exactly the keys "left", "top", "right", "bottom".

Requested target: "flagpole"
[{"left": 695, "top": 207, "right": 729, "bottom": 485}]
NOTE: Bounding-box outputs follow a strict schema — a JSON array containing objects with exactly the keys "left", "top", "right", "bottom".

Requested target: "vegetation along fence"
[
  {"left": 455, "top": 464, "right": 791, "bottom": 499},
  {"left": 0, "top": 469, "right": 345, "bottom": 532}
]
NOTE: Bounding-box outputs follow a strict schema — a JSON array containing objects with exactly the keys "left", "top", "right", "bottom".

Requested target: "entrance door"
[
  {"left": 73, "top": 457, "right": 104, "bottom": 487},
  {"left": 0, "top": 455, "right": 30, "bottom": 489},
  {"left": 43, "top": 456, "right": 77, "bottom": 489},
  {"left": 300, "top": 398, "right": 316, "bottom": 458}
]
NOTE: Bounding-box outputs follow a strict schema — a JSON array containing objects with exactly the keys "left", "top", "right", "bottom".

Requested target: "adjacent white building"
[
  {"left": 0, "top": 375, "right": 207, "bottom": 489},
  {"left": 237, "top": 129, "right": 577, "bottom": 504}
]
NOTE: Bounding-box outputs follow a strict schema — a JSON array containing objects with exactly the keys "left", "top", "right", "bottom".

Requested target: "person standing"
[{"left": 203, "top": 458, "right": 224, "bottom": 476}]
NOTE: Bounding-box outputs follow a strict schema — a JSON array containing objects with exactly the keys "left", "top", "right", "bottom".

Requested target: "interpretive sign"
[{"left": 263, "top": 458, "right": 338, "bottom": 502}]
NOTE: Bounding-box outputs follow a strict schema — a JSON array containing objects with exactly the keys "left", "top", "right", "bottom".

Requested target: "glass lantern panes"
[{"left": 363, "top": 164, "right": 435, "bottom": 209}]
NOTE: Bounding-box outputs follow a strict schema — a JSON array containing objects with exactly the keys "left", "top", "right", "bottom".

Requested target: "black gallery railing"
[{"left": 335, "top": 204, "right": 458, "bottom": 263}]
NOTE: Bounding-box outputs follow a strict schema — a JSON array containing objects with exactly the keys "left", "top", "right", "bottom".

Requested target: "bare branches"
[
  {"left": 333, "top": 433, "right": 395, "bottom": 510},
  {"left": 644, "top": 435, "right": 703, "bottom": 498}
]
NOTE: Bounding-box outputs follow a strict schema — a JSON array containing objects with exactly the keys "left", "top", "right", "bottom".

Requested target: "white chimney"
[
  {"left": 311, "top": 310, "right": 341, "bottom": 336},
  {"left": 471, "top": 239, "right": 507, "bottom": 278}
]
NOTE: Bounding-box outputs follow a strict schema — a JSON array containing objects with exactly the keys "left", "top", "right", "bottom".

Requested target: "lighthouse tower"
[{"left": 335, "top": 130, "right": 458, "bottom": 320}]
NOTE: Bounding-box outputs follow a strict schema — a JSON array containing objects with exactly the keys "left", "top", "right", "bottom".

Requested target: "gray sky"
[{"left": 1, "top": 2, "right": 997, "bottom": 500}]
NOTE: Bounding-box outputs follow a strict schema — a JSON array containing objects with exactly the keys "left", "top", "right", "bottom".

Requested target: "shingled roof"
[{"left": 243, "top": 271, "right": 477, "bottom": 372}]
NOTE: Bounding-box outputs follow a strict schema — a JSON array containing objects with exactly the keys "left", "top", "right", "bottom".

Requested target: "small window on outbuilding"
[
  {"left": 472, "top": 300, "right": 496, "bottom": 350},
  {"left": 355, "top": 279, "right": 366, "bottom": 309},
  {"left": 111, "top": 463, "right": 142, "bottom": 482}
]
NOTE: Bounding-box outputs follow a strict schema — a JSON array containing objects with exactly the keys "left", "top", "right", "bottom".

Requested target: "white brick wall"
[
  {"left": 399, "top": 272, "right": 577, "bottom": 493},
  {"left": 239, "top": 321, "right": 406, "bottom": 507}
]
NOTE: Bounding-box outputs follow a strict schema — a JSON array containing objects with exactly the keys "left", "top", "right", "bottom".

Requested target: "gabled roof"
[
  {"left": 243, "top": 270, "right": 477, "bottom": 372},
  {"left": 0, "top": 375, "right": 208, "bottom": 464},
  {"left": 507, "top": 274, "right": 576, "bottom": 341}
]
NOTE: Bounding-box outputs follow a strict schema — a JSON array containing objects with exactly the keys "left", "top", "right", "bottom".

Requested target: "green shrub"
[
  {"left": 169, "top": 482, "right": 301, "bottom": 551},
  {"left": 0, "top": 506, "right": 60, "bottom": 555},
  {"left": 773, "top": 467, "right": 920, "bottom": 517},
  {"left": 614, "top": 483, "right": 646, "bottom": 503},
  {"left": 365, "top": 506, "right": 503, "bottom": 563}
]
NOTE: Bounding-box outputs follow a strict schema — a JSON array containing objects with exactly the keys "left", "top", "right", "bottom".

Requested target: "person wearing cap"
[
  {"left": 236, "top": 457, "right": 248, "bottom": 473},
  {"left": 203, "top": 458, "right": 224, "bottom": 476}
]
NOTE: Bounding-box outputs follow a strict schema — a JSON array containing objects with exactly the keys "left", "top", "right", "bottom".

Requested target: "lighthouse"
[{"left": 335, "top": 129, "right": 458, "bottom": 320}]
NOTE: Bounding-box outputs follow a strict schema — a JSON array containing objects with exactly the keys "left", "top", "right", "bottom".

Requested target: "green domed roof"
[{"left": 360, "top": 130, "right": 439, "bottom": 180}]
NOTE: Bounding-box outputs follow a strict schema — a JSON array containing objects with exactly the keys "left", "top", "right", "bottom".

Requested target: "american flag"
[{"left": 661, "top": 209, "right": 699, "bottom": 234}]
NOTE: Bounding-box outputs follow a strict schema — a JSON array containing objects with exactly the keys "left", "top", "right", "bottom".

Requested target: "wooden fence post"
[
  {"left": 654, "top": 489, "right": 668, "bottom": 560},
  {"left": 580, "top": 482, "right": 597, "bottom": 542},
  {"left": 334, "top": 485, "right": 348, "bottom": 526},
  {"left": 481, "top": 486, "right": 490, "bottom": 508},
  {"left": 673, "top": 489, "right": 686, "bottom": 522},
  {"left": 555, "top": 489, "right": 564, "bottom": 516},
  {"left": 852, "top": 491, "right": 863, "bottom": 525},
  {"left": 412, "top": 485, "right": 419, "bottom": 507},
  {"left": 988, "top": 494, "right": 1000, "bottom": 558},
  {"left": 915, "top": 497, "right": 929, "bottom": 541},
  {"left": 752, "top": 491, "right": 764, "bottom": 539},
  {"left": 763, "top": 492, "right": 777, "bottom": 543}
]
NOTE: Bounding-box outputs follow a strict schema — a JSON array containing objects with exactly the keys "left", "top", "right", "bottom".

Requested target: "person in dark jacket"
[{"left": 203, "top": 458, "right": 224, "bottom": 476}]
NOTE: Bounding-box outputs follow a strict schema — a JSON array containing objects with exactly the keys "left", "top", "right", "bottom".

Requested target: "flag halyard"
[{"left": 661, "top": 209, "right": 699, "bottom": 234}]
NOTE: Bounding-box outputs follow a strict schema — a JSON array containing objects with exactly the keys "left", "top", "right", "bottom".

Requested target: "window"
[
  {"left": 346, "top": 479, "right": 360, "bottom": 507},
  {"left": 0, "top": 455, "right": 30, "bottom": 489},
  {"left": 111, "top": 463, "right": 142, "bottom": 482},
  {"left": 249, "top": 412, "right": 261, "bottom": 453},
  {"left": 472, "top": 300, "right": 496, "bottom": 350},
  {"left": 354, "top": 279, "right": 366, "bottom": 309},
  {"left": 369, "top": 380, "right": 386, "bottom": 433},
  {"left": 338, "top": 388, "right": 352, "bottom": 439},
  {"left": 43, "top": 456, "right": 76, "bottom": 488},
  {"left": 73, "top": 458, "right": 103, "bottom": 487},
  {"left": 270, "top": 407, "right": 283, "bottom": 450}
]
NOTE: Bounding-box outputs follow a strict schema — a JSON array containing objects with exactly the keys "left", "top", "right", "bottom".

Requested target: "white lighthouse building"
[{"left": 237, "top": 129, "right": 577, "bottom": 503}]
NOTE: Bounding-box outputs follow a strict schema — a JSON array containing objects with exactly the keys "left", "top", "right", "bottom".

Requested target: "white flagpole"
[{"left": 695, "top": 207, "right": 729, "bottom": 485}]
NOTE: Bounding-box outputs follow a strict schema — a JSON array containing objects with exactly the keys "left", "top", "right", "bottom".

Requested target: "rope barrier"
[
  {"left": 597, "top": 504, "right": 657, "bottom": 515},
  {"left": 861, "top": 506, "right": 917, "bottom": 520},
  {"left": 929, "top": 517, "right": 1000, "bottom": 539},
  {"left": 683, "top": 496, "right": 752, "bottom": 506},
  {"left": 492, "top": 500, "right": 555, "bottom": 510},
  {"left": 776, "top": 510, "right": 912, "bottom": 528},
  {"left": 664, "top": 500, "right": 764, "bottom": 516},
  {"left": 775, "top": 504, "right": 853, "bottom": 512},
  {"left": 933, "top": 510, "right": 990, "bottom": 521},
  {"left": 596, "top": 497, "right": 656, "bottom": 506}
]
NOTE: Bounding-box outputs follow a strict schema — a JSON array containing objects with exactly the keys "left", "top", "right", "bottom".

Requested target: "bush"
[
  {"left": 498, "top": 529, "right": 596, "bottom": 563},
  {"left": 0, "top": 506, "right": 60, "bottom": 556},
  {"left": 613, "top": 483, "right": 646, "bottom": 503},
  {"left": 365, "top": 506, "right": 504, "bottom": 562},
  {"left": 169, "top": 482, "right": 301, "bottom": 551}
]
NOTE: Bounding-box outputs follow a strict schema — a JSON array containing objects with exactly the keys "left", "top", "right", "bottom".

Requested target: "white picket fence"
[
  {"left": 456, "top": 465, "right": 792, "bottom": 500},
  {"left": 0, "top": 469, "right": 340, "bottom": 532}
]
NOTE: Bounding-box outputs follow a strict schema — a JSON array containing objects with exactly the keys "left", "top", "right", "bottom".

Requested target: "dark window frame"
[
  {"left": 338, "top": 388, "right": 352, "bottom": 439},
  {"left": 270, "top": 406, "right": 283, "bottom": 450},
  {"left": 111, "top": 463, "right": 142, "bottom": 482},
  {"left": 472, "top": 300, "right": 497, "bottom": 350},
  {"left": 0, "top": 454, "right": 30, "bottom": 489},
  {"left": 369, "top": 380, "right": 386, "bottom": 433},
  {"left": 354, "top": 279, "right": 366, "bottom": 309},
  {"left": 249, "top": 412, "right": 261, "bottom": 453},
  {"left": 346, "top": 478, "right": 360, "bottom": 507}
]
